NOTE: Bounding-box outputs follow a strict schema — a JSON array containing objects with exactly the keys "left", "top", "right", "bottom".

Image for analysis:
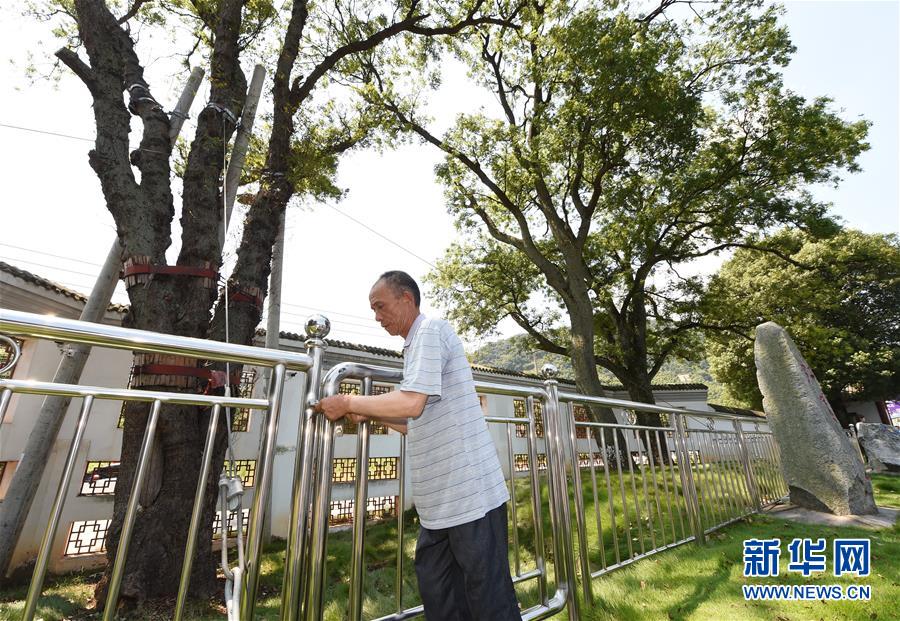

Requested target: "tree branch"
[
  {"left": 55, "top": 47, "right": 98, "bottom": 95},
  {"left": 117, "top": 0, "right": 149, "bottom": 24}
]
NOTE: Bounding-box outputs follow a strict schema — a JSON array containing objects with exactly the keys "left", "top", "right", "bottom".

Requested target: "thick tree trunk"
[
  {"left": 621, "top": 374, "right": 671, "bottom": 465},
  {"left": 566, "top": 302, "right": 627, "bottom": 467}
]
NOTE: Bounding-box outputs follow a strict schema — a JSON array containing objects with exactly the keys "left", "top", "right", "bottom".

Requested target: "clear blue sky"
[{"left": 780, "top": 0, "right": 899, "bottom": 234}]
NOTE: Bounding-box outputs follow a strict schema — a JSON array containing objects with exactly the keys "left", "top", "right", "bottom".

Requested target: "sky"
[{"left": 0, "top": 1, "right": 897, "bottom": 352}]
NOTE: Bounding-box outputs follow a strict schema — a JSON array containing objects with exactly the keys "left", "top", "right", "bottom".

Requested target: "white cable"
[{"left": 219, "top": 110, "right": 244, "bottom": 620}]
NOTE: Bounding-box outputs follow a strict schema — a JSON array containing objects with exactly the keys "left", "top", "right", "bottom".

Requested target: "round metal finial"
[
  {"left": 0, "top": 335, "right": 21, "bottom": 377},
  {"left": 540, "top": 363, "right": 558, "bottom": 379},
  {"left": 305, "top": 314, "right": 331, "bottom": 339}
]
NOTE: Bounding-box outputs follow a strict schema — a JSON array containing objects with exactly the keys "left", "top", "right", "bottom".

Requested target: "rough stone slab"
[
  {"left": 754, "top": 322, "right": 877, "bottom": 515},
  {"left": 857, "top": 423, "right": 900, "bottom": 474},
  {"left": 765, "top": 503, "right": 898, "bottom": 530}
]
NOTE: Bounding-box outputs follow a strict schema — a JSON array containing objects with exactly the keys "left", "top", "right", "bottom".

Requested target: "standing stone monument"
[
  {"left": 857, "top": 423, "right": 900, "bottom": 474},
  {"left": 755, "top": 322, "right": 877, "bottom": 515}
]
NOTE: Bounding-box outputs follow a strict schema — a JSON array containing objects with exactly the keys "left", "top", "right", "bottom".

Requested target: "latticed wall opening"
[
  {"left": 0, "top": 337, "right": 22, "bottom": 379},
  {"left": 332, "top": 457, "right": 398, "bottom": 483},
  {"left": 64, "top": 519, "right": 110, "bottom": 556},
  {"left": 117, "top": 364, "right": 137, "bottom": 429},
  {"left": 212, "top": 508, "right": 250, "bottom": 538},
  {"left": 229, "top": 369, "right": 258, "bottom": 432},
  {"left": 328, "top": 495, "right": 398, "bottom": 526},
  {"left": 513, "top": 399, "right": 544, "bottom": 438},
  {"left": 513, "top": 453, "right": 548, "bottom": 472},
  {"left": 332, "top": 457, "right": 357, "bottom": 483},
  {"left": 577, "top": 452, "right": 605, "bottom": 468},
  {"left": 573, "top": 404, "right": 589, "bottom": 438},
  {"left": 80, "top": 461, "right": 119, "bottom": 496},
  {"left": 338, "top": 381, "right": 392, "bottom": 434},
  {"left": 227, "top": 459, "right": 256, "bottom": 487}
]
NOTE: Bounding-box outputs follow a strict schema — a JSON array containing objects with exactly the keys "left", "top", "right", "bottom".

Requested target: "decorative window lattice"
[
  {"left": 226, "top": 459, "right": 256, "bottom": 488},
  {"left": 513, "top": 399, "right": 544, "bottom": 438},
  {"left": 573, "top": 404, "right": 589, "bottom": 439},
  {"left": 369, "top": 457, "right": 398, "bottom": 480},
  {"left": 329, "top": 495, "right": 398, "bottom": 526},
  {"left": 577, "top": 452, "right": 605, "bottom": 468},
  {"left": 624, "top": 410, "right": 638, "bottom": 425},
  {"left": 64, "top": 519, "right": 110, "bottom": 556},
  {"left": 332, "top": 457, "right": 357, "bottom": 484},
  {"left": 514, "top": 454, "right": 530, "bottom": 472},
  {"left": 332, "top": 457, "right": 398, "bottom": 483},
  {"left": 117, "top": 364, "right": 137, "bottom": 429},
  {"left": 212, "top": 508, "right": 250, "bottom": 538},
  {"left": 230, "top": 369, "right": 258, "bottom": 432},
  {"left": 513, "top": 453, "right": 548, "bottom": 471},
  {"left": 80, "top": 461, "right": 119, "bottom": 496},
  {"left": 0, "top": 337, "right": 22, "bottom": 379},
  {"left": 337, "top": 382, "right": 391, "bottom": 435}
]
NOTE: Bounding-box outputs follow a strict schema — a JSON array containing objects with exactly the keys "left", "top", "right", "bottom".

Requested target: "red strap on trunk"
[
  {"left": 122, "top": 264, "right": 219, "bottom": 279},
  {"left": 134, "top": 364, "right": 241, "bottom": 391}
]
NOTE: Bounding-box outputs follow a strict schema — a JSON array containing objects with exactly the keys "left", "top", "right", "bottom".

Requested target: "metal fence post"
[
  {"left": 349, "top": 378, "right": 372, "bottom": 621},
  {"left": 566, "top": 402, "right": 593, "bottom": 607},
  {"left": 732, "top": 419, "right": 762, "bottom": 513},
  {"left": 280, "top": 316, "right": 330, "bottom": 621},
  {"left": 541, "top": 364, "right": 579, "bottom": 621},
  {"left": 673, "top": 413, "right": 705, "bottom": 545}
]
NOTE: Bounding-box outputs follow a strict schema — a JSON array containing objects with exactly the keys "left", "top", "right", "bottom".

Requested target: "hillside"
[{"left": 469, "top": 334, "right": 738, "bottom": 405}]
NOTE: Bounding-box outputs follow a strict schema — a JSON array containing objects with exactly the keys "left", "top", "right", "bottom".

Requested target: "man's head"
[{"left": 369, "top": 271, "right": 421, "bottom": 337}]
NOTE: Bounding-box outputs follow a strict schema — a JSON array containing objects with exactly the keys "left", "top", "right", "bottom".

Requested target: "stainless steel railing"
[
  {"left": 0, "top": 309, "right": 315, "bottom": 621},
  {"left": 1, "top": 309, "right": 789, "bottom": 621}
]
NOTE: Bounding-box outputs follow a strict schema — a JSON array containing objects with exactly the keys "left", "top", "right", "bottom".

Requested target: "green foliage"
[
  {"left": 703, "top": 229, "right": 900, "bottom": 408},
  {"left": 405, "top": 0, "right": 871, "bottom": 400}
]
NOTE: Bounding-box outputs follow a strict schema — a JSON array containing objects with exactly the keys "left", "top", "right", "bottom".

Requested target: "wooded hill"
[{"left": 468, "top": 334, "right": 734, "bottom": 406}]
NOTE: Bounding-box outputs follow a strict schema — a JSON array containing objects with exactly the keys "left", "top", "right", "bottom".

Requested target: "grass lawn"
[{"left": 1, "top": 474, "right": 896, "bottom": 621}]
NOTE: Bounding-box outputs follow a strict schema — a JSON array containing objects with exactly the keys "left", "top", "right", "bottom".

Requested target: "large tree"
[
  {"left": 363, "top": 0, "right": 869, "bottom": 437},
  {"left": 702, "top": 229, "right": 900, "bottom": 422},
  {"left": 6, "top": 0, "right": 512, "bottom": 609}
]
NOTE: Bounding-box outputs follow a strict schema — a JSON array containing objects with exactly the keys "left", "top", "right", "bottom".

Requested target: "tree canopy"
[
  {"left": 365, "top": 0, "right": 869, "bottom": 418},
  {"left": 703, "top": 228, "right": 900, "bottom": 418},
  {"left": 4, "top": 0, "right": 516, "bottom": 605}
]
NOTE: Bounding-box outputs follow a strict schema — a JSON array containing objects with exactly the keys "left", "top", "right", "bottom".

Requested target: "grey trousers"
[{"left": 414, "top": 503, "right": 520, "bottom": 621}]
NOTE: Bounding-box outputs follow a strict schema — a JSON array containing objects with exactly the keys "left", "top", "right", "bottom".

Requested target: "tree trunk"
[
  {"left": 621, "top": 373, "right": 671, "bottom": 466},
  {"left": 566, "top": 301, "right": 627, "bottom": 467}
]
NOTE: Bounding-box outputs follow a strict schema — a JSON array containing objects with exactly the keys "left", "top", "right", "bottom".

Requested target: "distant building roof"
[
  {"left": 1, "top": 261, "right": 709, "bottom": 395},
  {"left": 708, "top": 402, "right": 766, "bottom": 418},
  {"left": 0, "top": 261, "right": 129, "bottom": 314}
]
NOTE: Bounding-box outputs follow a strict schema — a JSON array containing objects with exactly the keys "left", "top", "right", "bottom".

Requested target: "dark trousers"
[{"left": 415, "top": 503, "right": 520, "bottom": 621}]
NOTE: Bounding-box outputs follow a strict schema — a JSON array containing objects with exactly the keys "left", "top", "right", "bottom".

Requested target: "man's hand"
[{"left": 314, "top": 394, "right": 352, "bottom": 421}]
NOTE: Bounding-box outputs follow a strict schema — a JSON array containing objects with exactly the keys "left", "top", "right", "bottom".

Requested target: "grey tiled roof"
[
  {"left": 0, "top": 261, "right": 129, "bottom": 313},
  {"left": 708, "top": 402, "right": 766, "bottom": 418},
  {"left": 2, "top": 260, "right": 709, "bottom": 395}
]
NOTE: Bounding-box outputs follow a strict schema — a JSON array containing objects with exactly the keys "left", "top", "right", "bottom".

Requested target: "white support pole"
[{"left": 219, "top": 64, "right": 267, "bottom": 252}]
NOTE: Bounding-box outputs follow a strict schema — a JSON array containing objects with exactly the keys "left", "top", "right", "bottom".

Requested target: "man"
[{"left": 315, "top": 270, "right": 520, "bottom": 620}]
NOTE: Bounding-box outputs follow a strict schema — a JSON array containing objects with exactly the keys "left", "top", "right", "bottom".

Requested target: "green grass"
[{"left": 2, "top": 473, "right": 897, "bottom": 621}]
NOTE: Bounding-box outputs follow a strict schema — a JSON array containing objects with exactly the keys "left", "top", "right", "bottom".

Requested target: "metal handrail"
[
  {"left": 0, "top": 308, "right": 313, "bottom": 370},
  {"left": 1, "top": 310, "right": 789, "bottom": 621},
  {"left": 0, "top": 309, "right": 309, "bottom": 621},
  {"left": 299, "top": 362, "right": 569, "bottom": 621}
]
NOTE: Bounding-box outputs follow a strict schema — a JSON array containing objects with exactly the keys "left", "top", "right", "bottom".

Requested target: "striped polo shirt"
[{"left": 401, "top": 314, "right": 509, "bottom": 529}]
